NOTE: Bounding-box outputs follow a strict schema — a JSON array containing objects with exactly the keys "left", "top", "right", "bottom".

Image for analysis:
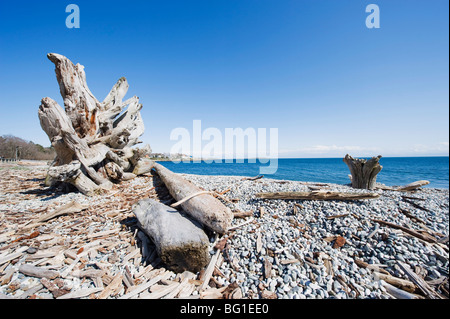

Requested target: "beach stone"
[{"left": 25, "top": 247, "right": 38, "bottom": 254}]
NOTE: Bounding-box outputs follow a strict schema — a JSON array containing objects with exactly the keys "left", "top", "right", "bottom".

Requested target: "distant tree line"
[{"left": 0, "top": 135, "right": 55, "bottom": 160}]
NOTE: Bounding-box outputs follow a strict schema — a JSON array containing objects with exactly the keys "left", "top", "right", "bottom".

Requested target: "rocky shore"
[{"left": 0, "top": 162, "right": 448, "bottom": 299}]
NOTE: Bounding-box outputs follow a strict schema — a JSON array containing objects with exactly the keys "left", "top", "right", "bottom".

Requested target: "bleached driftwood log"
[
  {"left": 38, "top": 53, "right": 151, "bottom": 195},
  {"left": 255, "top": 191, "right": 381, "bottom": 201},
  {"left": 396, "top": 180, "right": 430, "bottom": 192},
  {"left": 344, "top": 154, "right": 383, "bottom": 190},
  {"left": 133, "top": 199, "right": 210, "bottom": 273},
  {"left": 19, "top": 264, "right": 59, "bottom": 279},
  {"left": 36, "top": 201, "right": 88, "bottom": 223},
  {"left": 376, "top": 180, "right": 430, "bottom": 192},
  {"left": 152, "top": 162, "right": 234, "bottom": 234}
]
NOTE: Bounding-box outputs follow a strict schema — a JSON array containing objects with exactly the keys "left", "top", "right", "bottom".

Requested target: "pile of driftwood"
[
  {"left": 37, "top": 53, "right": 234, "bottom": 273},
  {"left": 133, "top": 162, "right": 233, "bottom": 272},
  {"left": 0, "top": 168, "right": 240, "bottom": 299}
]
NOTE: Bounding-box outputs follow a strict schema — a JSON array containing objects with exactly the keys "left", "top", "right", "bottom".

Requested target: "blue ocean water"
[{"left": 158, "top": 157, "right": 449, "bottom": 189}]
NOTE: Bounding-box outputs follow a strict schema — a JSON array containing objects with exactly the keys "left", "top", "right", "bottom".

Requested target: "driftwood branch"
[
  {"left": 396, "top": 180, "right": 430, "bottom": 191},
  {"left": 373, "top": 272, "right": 416, "bottom": 293},
  {"left": 382, "top": 282, "right": 423, "bottom": 299},
  {"left": 371, "top": 219, "right": 437, "bottom": 243},
  {"left": 19, "top": 264, "right": 59, "bottom": 279},
  {"left": 397, "top": 262, "right": 444, "bottom": 299},
  {"left": 255, "top": 191, "right": 380, "bottom": 201},
  {"left": 36, "top": 201, "right": 88, "bottom": 223},
  {"left": 376, "top": 180, "right": 431, "bottom": 192},
  {"left": 241, "top": 175, "right": 264, "bottom": 181}
]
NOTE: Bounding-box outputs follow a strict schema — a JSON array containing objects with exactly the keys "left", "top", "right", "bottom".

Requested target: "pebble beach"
[{"left": 0, "top": 161, "right": 448, "bottom": 299}]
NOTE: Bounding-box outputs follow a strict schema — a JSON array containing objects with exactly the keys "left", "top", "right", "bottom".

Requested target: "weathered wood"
[
  {"left": 38, "top": 97, "right": 78, "bottom": 165},
  {"left": 397, "top": 261, "right": 444, "bottom": 299},
  {"left": 36, "top": 201, "right": 88, "bottom": 223},
  {"left": 396, "top": 180, "right": 430, "bottom": 192},
  {"left": 122, "top": 172, "right": 137, "bottom": 181},
  {"left": 17, "top": 283, "right": 45, "bottom": 299},
  {"left": 326, "top": 213, "right": 349, "bottom": 220},
  {"left": 38, "top": 53, "right": 150, "bottom": 195},
  {"left": 18, "top": 264, "right": 59, "bottom": 279},
  {"left": 263, "top": 257, "right": 272, "bottom": 279},
  {"left": 46, "top": 160, "right": 82, "bottom": 186},
  {"left": 139, "top": 281, "right": 181, "bottom": 299},
  {"left": 163, "top": 277, "right": 190, "bottom": 299},
  {"left": 98, "top": 77, "right": 129, "bottom": 136},
  {"left": 376, "top": 181, "right": 430, "bottom": 192},
  {"left": 344, "top": 154, "right": 383, "bottom": 190},
  {"left": 108, "top": 96, "right": 145, "bottom": 149},
  {"left": 241, "top": 175, "right": 264, "bottom": 181},
  {"left": 199, "top": 250, "right": 221, "bottom": 291},
  {"left": 97, "top": 272, "right": 123, "bottom": 299},
  {"left": 373, "top": 272, "right": 416, "bottom": 293},
  {"left": 71, "top": 170, "right": 102, "bottom": 196},
  {"left": 56, "top": 287, "right": 103, "bottom": 299},
  {"left": 398, "top": 208, "right": 428, "bottom": 225},
  {"left": 47, "top": 53, "right": 100, "bottom": 139},
  {"left": 255, "top": 191, "right": 380, "bottom": 201},
  {"left": 354, "top": 258, "right": 390, "bottom": 275},
  {"left": 170, "top": 191, "right": 212, "bottom": 208},
  {"left": 382, "top": 282, "right": 423, "bottom": 299},
  {"left": 0, "top": 246, "right": 29, "bottom": 266},
  {"left": 105, "top": 150, "right": 131, "bottom": 171},
  {"left": 233, "top": 211, "right": 253, "bottom": 219},
  {"left": 132, "top": 158, "right": 155, "bottom": 176},
  {"left": 118, "top": 273, "right": 170, "bottom": 299},
  {"left": 133, "top": 198, "right": 210, "bottom": 273},
  {"left": 403, "top": 198, "right": 433, "bottom": 214},
  {"left": 256, "top": 232, "right": 262, "bottom": 254},
  {"left": 104, "top": 161, "right": 124, "bottom": 181},
  {"left": 371, "top": 219, "right": 437, "bottom": 243},
  {"left": 152, "top": 162, "right": 233, "bottom": 233}
]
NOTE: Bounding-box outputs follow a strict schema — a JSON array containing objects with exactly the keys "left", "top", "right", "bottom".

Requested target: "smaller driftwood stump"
[
  {"left": 343, "top": 154, "right": 382, "bottom": 190},
  {"left": 133, "top": 198, "right": 210, "bottom": 273}
]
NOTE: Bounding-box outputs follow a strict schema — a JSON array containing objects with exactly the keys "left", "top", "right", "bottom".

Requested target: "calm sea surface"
[{"left": 157, "top": 157, "right": 449, "bottom": 189}]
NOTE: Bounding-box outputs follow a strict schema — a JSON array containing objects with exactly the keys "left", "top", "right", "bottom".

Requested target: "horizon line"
[{"left": 159, "top": 155, "right": 450, "bottom": 161}]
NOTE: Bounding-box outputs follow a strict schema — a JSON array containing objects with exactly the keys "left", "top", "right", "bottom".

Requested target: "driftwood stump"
[
  {"left": 38, "top": 53, "right": 152, "bottom": 195},
  {"left": 343, "top": 154, "right": 382, "bottom": 190}
]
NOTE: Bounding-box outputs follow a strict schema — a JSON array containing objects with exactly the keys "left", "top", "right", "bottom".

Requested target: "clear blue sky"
[{"left": 0, "top": 0, "right": 448, "bottom": 158}]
